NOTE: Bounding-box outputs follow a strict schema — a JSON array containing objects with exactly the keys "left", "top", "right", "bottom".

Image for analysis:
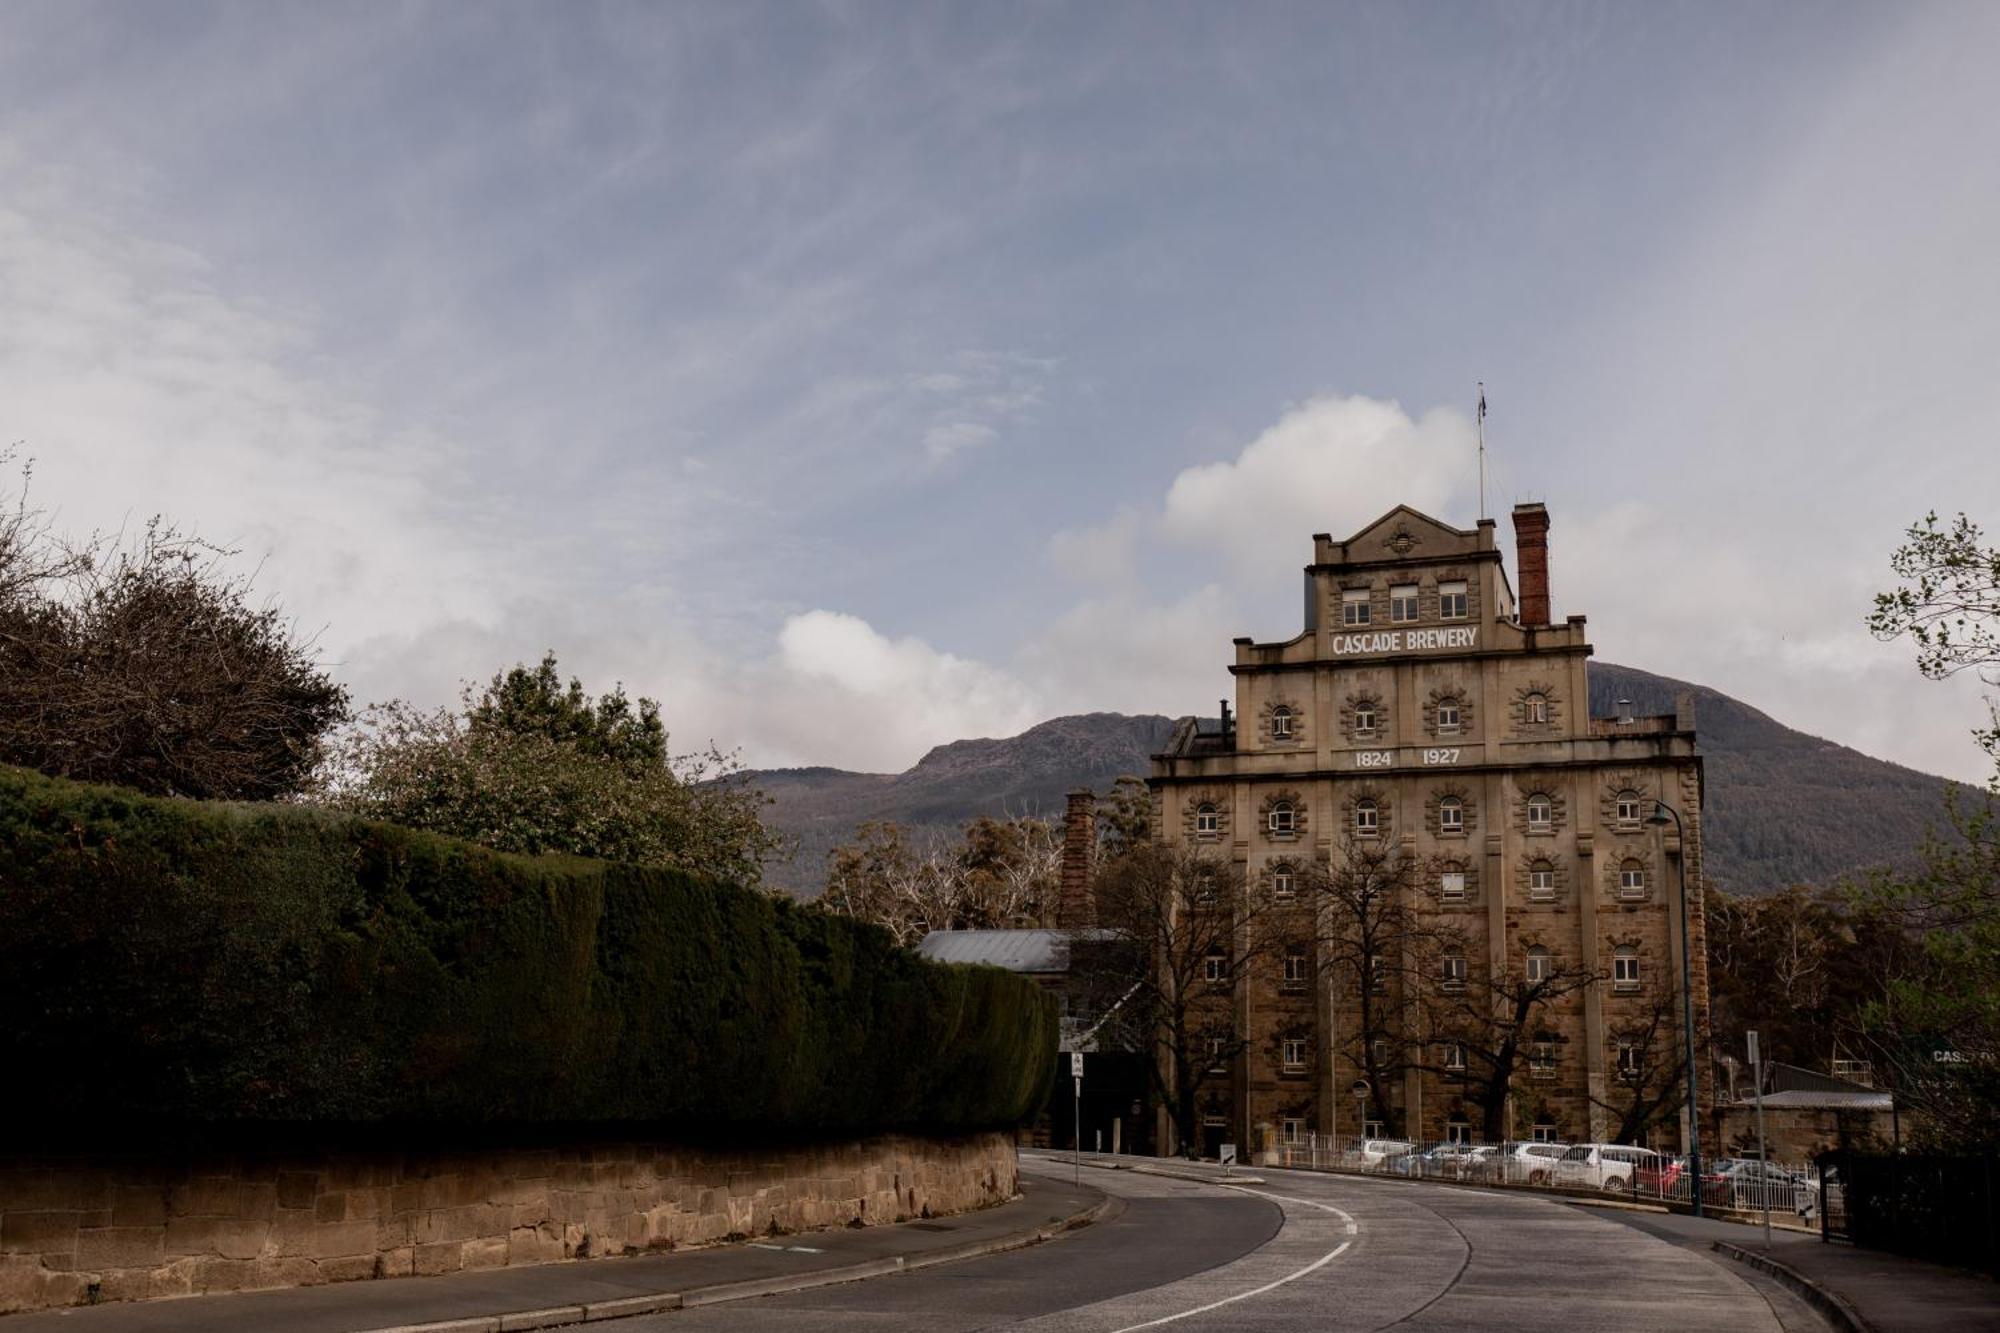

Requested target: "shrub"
[{"left": 0, "top": 766, "right": 1054, "bottom": 1134}]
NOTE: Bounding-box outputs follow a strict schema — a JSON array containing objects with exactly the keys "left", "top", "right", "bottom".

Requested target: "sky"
[{"left": 3, "top": 1, "right": 1998, "bottom": 780}]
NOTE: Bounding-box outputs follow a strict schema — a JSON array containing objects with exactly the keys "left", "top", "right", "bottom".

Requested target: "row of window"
[
  {"left": 1271, "top": 694, "right": 1548, "bottom": 740},
  {"left": 1238, "top": 1031, "right": 1655, "bottom": 1083},
  {"left": 1202, "top": 792, "right": 1648, "bottom": 840},
  {"left": 1237, "top": 857, "right": 1643, "bottom": 906},
  {"left": 1202, "top": 945, "right": 1645, "bottom": 990},
  {"left": 1340, "top": 580, "right": 1470, "bottom": 627}
]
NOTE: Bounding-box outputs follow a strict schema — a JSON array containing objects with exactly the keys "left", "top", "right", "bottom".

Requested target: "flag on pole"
[{"left": 1478, "top": 385, "right": 1487, "bottom": 422}]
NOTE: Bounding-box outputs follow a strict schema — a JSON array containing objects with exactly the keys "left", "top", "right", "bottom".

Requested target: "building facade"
[{"left": 1150, "top": 503, "right": 1708, "bottom": 1152}]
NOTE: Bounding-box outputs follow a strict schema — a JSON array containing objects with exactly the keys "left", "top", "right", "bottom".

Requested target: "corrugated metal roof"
[
  {"left": 915, "top": 929, "right": 1071, "bottom": 973},
  {"left": 1742, "top": 1089, "right": 1894, "bottom": 1111}
]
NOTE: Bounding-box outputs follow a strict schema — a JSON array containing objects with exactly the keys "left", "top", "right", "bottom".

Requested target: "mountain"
[
  {"left": 746, "top": 667, "right": 1965, "bottom": 897},
  {"left": 1587, "top": 662, "right": 1960, "bottom": 896}
]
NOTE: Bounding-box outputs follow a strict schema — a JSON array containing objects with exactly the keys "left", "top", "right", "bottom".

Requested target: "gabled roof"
[{"left": 1339, "top": 503, "right": 1476, "bottom": 547}]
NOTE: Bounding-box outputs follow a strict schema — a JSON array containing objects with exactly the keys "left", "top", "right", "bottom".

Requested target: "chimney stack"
[
  {"left": 1058, "top": 789, "right": 1097, "bottom": 929},
  {"left": 1512, "top": 502, "right": 1551, "bottom": 627}
]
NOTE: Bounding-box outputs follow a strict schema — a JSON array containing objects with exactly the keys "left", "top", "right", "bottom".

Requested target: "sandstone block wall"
[{"left": 0, "top": 1131, "right": 1016, "bottom": 1315}]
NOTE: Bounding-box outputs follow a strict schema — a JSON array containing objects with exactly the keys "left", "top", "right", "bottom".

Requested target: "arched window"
[
  {"left": 1527, "top": 793, "right": 1553, "bottom": 831},
  {"left": 1355, "top": 799, "right": 1379, "bottom": 836},
  {"left": 1525, "top": 945, "right": 1552, "bottom": 984},
  {"left": 1194, "top": 802, "right": 1219, "bottom": 837},
  {"left": 1613, "top": 947, "right": 1641, "bottom": 990},
  {"left": 1437, "top": 696, "right": 1462, "bottom": 735},
  {"left": 1268, "top": 800, "right": 1296, "bottom": 835},
  {"left": 1619, "top": 859, "right": 1646, "bottom": 899},
  {"left": 1439, "top": 795, "right": 1464, "bottom": 834},
  {"left": 1615, "top": 791, "right": 1642, "bottom": 825},
  {"left": 1440, "top": 953, "right": 1468, "bottom": 991},
  {"left": 1271, "top": 705, "right": 1295, "bottom": 740},
  {"left": 1529, "top": 1032, "right": 1558, "bottom": 1076},
  {"left": 1353, "top": 700, "right": 1379, "bottom": 735},
  {"left": 1439, "top": 863, "right": 1468, "bottom": 904},
  {"left": 1524, "top": 692, "right": 1549, "bottom": 725},
  {"left": 1270, "top": 864, "right": 1297, "bottom": 902},
  {"left": 1528, "top": 859, "right": 1556, "bottom": 902}
]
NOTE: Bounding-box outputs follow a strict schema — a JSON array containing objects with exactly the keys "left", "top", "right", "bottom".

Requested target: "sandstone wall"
[{"left": 0, "top": 1131, "right": 1016, "bottom": 1315}]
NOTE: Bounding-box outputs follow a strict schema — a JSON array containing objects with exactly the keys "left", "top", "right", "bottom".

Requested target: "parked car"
[
  {"left": 1351, "top": 1138, "right": 1416, "bottom": 1168},
  {"left": 1710, "top": 1158, "right": 1816, "bottom": 1212},
  {"left": 1472, "top": 1141, "right": 1570, "bottom": 1186},
  {"left": 1554, "top": 1142, "right": 1662, "bottom": 1192},
  {"left": 1393, "top": 1143, "right": 1480, "bottom": 1178}
]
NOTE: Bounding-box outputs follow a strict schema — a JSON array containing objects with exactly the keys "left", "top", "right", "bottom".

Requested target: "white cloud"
[{"left": 1159, "top": 394, "right": 1478, "bottom": 575}]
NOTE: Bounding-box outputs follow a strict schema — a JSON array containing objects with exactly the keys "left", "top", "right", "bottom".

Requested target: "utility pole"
[{"left": 1750, "top": 1030, "right": 1771, "bottom": 1246}]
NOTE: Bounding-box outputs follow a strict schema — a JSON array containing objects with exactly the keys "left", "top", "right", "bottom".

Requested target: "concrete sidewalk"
[
  {"left": 1, "top": 1171, "right": 1110, "bottom": 1333},
  {"left": 1591, "top": 1206, "right": 2000, "bottom": 1332}
]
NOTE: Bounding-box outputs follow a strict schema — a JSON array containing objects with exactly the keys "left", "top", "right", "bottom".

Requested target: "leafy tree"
[
  {"left": 0, "top": 451, "right": 348, "bottom": 800},
  {"left": 1861, "top": 510, "right": 2000, "bottom": 1148},
  {"left": 330, "top": 653, "right": 781, "bottom": 887}
]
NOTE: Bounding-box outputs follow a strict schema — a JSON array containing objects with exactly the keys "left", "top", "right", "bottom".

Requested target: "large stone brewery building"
[{"left": 1150, "top": 502, "right": 1709, "bottom": 1152}]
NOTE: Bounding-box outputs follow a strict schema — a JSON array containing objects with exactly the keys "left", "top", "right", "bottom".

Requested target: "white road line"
[{"left": 1105, "top": 1185, "right": 1359, "bottom": 1333}]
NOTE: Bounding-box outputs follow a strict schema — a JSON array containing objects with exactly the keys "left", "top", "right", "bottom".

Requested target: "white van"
[
  {"left": 1351, "top": 1138, "right": 1416, "bottom": 1168},
  {"left": 1554, "top": 1142, "right": 1660, "bottom": 1191}
]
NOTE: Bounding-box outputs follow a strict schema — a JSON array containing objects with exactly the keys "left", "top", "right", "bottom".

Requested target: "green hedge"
[{"left": 0, "top": 766, "right": 1055, "bottom": 1133}]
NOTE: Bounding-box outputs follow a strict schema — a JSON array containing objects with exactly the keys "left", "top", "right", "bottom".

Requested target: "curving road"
[{"left": 611, "top": 1154, "right": 1825, "bottom": 1332}]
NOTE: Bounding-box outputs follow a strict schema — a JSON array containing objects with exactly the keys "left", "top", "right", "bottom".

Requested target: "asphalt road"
[{"left": 611, "top": 1155, "right": 1820, "bottom": 1332}]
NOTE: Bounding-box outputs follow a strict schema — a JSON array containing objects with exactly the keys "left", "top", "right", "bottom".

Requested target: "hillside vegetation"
[{"left": 749, "top": 667, "right": 1959, "bottom": 897}]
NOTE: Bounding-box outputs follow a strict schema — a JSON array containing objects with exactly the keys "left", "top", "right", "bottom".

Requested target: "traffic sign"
[{"left": 1070, "top": 1051, "right": 1085, "bottom": 1079}]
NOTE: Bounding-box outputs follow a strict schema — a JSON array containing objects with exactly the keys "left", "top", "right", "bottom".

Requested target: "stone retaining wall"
[{"left": 0, "top": 1131, "right": 1016, "bottom": 1315}]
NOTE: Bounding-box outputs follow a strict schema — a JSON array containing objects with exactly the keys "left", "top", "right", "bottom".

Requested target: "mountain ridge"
[{"left": 746, "top": 664, "right": 1965, "bottom": 896}]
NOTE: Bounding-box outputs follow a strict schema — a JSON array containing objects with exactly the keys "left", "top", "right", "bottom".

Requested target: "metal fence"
[
  {"left": 1266, "top": 1133, "right": 1823, "bottom": 1223},
  {"left": 1821, "top": 1152, "right": 2000, "bottom": 1274}
]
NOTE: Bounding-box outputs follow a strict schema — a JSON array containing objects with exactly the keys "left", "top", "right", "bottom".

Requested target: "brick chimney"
[
  {"left": 1512, "top": 502, "right": 1551, "bottom": 627},
  {"left": 1059, "top": 789, "right": 1097, "bottom": 929}
]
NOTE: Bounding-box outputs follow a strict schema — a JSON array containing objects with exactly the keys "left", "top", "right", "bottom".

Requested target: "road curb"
[
  {"left": 1711, "top": 1240, "right": 1874, "bottom": 1333},
  {"left": 353, "top": 1187, "right": 1114, "bottom": 1333},
  {"left": 1070, "top": 1157, "right": 1266, "bottom": 1187}
]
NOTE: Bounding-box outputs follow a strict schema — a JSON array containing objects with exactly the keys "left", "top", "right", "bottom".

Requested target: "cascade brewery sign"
[{"left": 1330, "top": 626, "right": 1478, "bottom": 656}]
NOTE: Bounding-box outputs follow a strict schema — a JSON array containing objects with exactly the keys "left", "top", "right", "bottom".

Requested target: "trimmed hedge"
[{"left": 0, "top": 766, "right": 1055, "bottom": 1133}]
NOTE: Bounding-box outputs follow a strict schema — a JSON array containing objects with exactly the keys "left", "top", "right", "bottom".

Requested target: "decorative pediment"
[{"left": 1343, "top": 505, "right": 1476, "bottom": 555}]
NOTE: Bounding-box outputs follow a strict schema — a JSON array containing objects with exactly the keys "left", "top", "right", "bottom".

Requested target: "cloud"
[
  {"left": 923, "top": 420, "right": 998, "bottom": 463},
  {"left": 1159, "top": 394, "right": 1478, "bottom": 574}
]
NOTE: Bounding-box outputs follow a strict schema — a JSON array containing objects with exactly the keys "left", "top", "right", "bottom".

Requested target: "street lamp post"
[{"left": 1647, "top": 799, "right": 1704, "bottom": 1218}]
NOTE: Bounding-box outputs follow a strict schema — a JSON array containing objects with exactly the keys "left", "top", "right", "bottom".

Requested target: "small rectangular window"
[
  {"left": 1614, "top": 954, "right": 1641, "bottom": 990},
  {"left": 1440, "top": 801, "right": 1463, "bottom": 833},
  {"left": 1207, "top": 1037, "right": 1228, "bottom": 1073},
  {"left": 1282, "top": 953, "right": 1309, "bottom": 990},
  {"left": 1531, "top": 1124, "right": 1557, "bottom": 1143},
  {"left": 1282, "top": 1038, "right": 1307, "bottom": 1071},
  {"left": 1440, "top": 871, "right": 1467, "bottom": 903},
  {"left": 1529, "top": 867, "right": 1556, "bottom": 901},
  {"left": 1443, "top": 1041, "right": 1467, "bottom": 1071},
  {"left": 1619, "top": 867, "right": 1646, "bottom": 900},
  {"left": 1441, "top": 955, "right": 1467, "bottom": 990},
  {"left": 1203, "top": 952, "right": 1226, "bottom": 982},
  {"left": 1439, "top": 581, "right": 1468, "bottom": 619},
  {"left": 1341, "top": 589, "right": 1371, "bottom": 626},
  {"left": 1617, "top": 1041, "right": 1641, "bottom": 1078},
  {"left": 1616, "top": 796, "right": 1641, "bottom": 824},
  {"left": 1272, "top": 870, "right": 1296, "bottom": 902},
  {"left": 1282, "top": 1117, "right": 1304, "bottom": 1145},
  {"left": 1436, "top": 700, "right": 1461, "bottom": 735},
  {"left": 1390, "top": 584, "right": 1419, "bottom": 623}
]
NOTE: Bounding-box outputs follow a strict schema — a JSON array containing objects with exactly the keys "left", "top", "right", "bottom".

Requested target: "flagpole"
[{"left": 1477, "top": 382, "right": 1487, "bottom": 522}]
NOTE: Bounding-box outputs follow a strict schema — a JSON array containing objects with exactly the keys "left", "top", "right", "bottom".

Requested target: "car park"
[{"left": 1351, "top": 1138, "right": 1416, "bottom": 1167}]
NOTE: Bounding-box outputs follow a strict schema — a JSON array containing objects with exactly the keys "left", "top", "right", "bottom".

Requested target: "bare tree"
[
  {"left": 1306, "top": 843, "right": 1445, "bottom": 1136},
  {"left": 1591, "top": 991, "right": 1688, "bottom": 1146},
  {"left": 0, "top": 453, "right": 348, "bottom": 800},
  {"left": 1090, "top": 841, "right": 1282, "bottom": 1157},
  {"left": 1411, "top": 928, "right": 1597, "bottom": 1143},
  {"left": 818, "top": 816, "right": 1060, "bottom": 946}
]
